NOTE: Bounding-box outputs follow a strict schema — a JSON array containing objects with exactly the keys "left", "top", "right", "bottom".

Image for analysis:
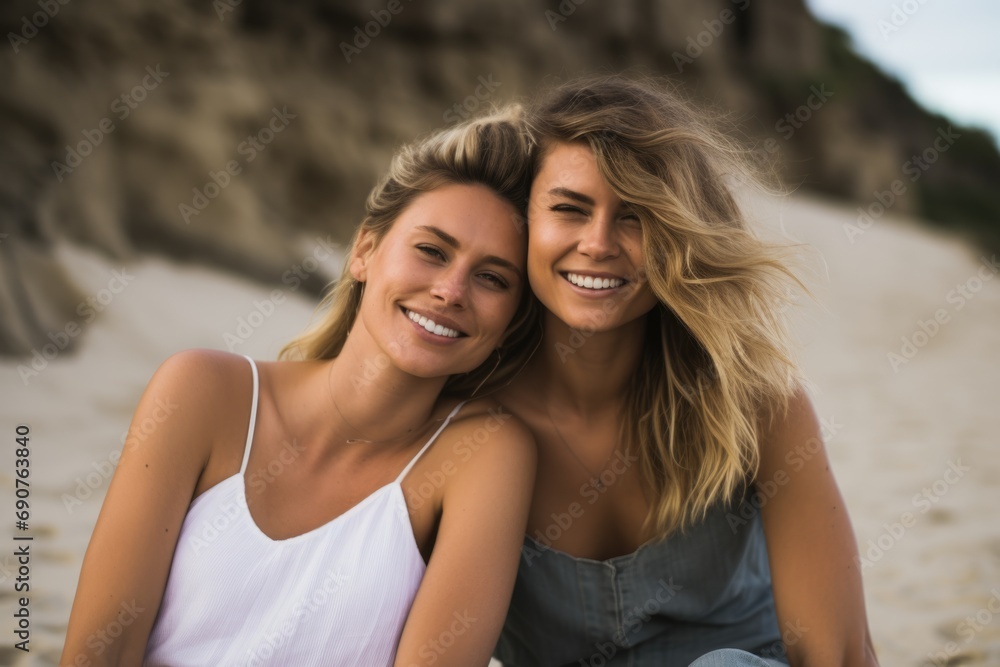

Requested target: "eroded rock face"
[{"left": 1, "top": 0, "right": 997, "bottom": 355}]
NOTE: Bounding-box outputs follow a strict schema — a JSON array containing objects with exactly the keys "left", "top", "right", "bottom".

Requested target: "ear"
[{"left": 348, "top": 229, "right": 376, "bottom": 282}]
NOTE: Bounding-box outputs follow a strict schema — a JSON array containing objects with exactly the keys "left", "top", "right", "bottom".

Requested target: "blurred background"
[{"left": 0, "top": 0, "right": 997, "bottom": 665}]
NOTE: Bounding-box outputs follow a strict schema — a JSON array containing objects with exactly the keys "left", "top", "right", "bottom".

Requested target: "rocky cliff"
[{"left": 2, "top": 0, "right": 998, "bottom": 355}]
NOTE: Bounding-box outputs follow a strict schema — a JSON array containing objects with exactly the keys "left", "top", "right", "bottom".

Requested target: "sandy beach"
[{"left": 1, "top": 191, "right": 997, "bottom": 666}]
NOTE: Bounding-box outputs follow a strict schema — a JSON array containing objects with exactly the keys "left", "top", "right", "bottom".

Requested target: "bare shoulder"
[
  {"left": 755, "top": 382, "right": 823, "bottom": 462},
  {"left": 153, "top": 347, "right": 249, "bottom": 384},
  {"left": 435, "top": 396, "right": 537, "bottom": 478},
  {"left": 139, "top": 348, "right": 256, "bottom": 457},
  {"left": 447, "top": 396, "right": 536, "bottom": 453},
  {"left": 148, "top": 349, "right": 254, "bottom": 416},
  {"left": 60, "top": 349, "right": 257, "bottom": 664}
]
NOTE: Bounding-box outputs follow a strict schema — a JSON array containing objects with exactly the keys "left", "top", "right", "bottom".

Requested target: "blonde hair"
[
  {"left": 281, "top": 105, "right": 540, "bottom": 396},
  {"left": 528, "top": 75, "right": 813, "bottom": 537}
]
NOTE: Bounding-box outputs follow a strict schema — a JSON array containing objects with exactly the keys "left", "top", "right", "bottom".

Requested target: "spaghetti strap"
[
  {"left": 239, "top": 355, "right": 260, "bottom": 475},
  {"left": 394, "top": 400, "right": 468, "bottom": 484}
]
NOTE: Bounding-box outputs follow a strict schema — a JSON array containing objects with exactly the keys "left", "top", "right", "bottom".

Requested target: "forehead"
[
  {"left": 390, "top": 183, "right": 526, "bottom": 259},
  {"left": 533, "top": 141, "right": 618, "bottom": 199},
  {"left": 538, "top": 141, "right": 595, "bottom": 175}
]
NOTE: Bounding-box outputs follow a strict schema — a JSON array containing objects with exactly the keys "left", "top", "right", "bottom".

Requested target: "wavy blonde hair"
[
  {"left": 528, "top": 76, "right": 814, "bottom": 537},
  {"left": 280, "top": 105, "right": 540, "bottom": 396}
]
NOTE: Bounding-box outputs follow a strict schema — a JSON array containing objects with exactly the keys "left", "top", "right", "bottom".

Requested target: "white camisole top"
[{"left": 143, "top": 354, "right": 466, "bottom": 666}]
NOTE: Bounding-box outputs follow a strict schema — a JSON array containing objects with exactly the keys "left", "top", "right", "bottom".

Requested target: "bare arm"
[
  {"left": 757, "top": 385, "right": 880, "bottom": 667},
  {"left": 60, "top": 350, "right": 232, "bottom": 666},
  {"left": 393, "top": 405, "right": 537, "bottom": 667}
]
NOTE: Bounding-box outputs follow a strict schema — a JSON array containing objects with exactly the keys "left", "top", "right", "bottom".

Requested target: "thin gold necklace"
[
  {"left": 326, "top": 364, "right": 442, "bottom": 446},
  {"left": 544, "top": 403, "right": 620, "bottom": 491}
]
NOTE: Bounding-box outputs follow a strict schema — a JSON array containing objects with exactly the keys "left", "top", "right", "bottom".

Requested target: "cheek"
[
  {"left": 371, "top": 249, "right": 428, "bottom": 290},
  {"left": 481, "top": 292, "right": 522, "bottom": 338},
  {"left": 623, "top": 234, "right": 644, "bottom": 262},
  {"left": 628, "top": 285, "right": 660, "bottom": 319},
  {"left": 527, "top": 220, "right": 564, "bottom": 270},
  {"left": 526, "top": 259, "right": 552, "bottom": 301},
  {"left": 528, "top": 215, "right": 557, "bottom": 244}
]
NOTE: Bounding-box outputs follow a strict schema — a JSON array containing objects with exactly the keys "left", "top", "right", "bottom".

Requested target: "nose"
[
  {"left": 429, "top": 266, "right": 468, "bottom": 309},
  {"left": 577, "top": 213, "right": 620, "bottom": 261}
]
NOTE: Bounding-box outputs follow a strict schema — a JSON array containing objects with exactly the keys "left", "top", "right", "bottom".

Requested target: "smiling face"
[
  {"left": 349, "top": 182, "right": 526, "bottom": 379},
  {"left": 527, "top": 141, "right": 659, "bottom": 334}
]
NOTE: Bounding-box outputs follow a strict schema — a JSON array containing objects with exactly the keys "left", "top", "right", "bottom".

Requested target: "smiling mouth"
[
  {"left": 562, "top": 272, "right": 628, "bottom": 291},
  {"left": 401, "top": 307, "right": 466, "bottom": 339}
]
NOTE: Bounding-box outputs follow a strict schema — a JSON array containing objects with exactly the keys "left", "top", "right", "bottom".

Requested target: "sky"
[{"left": 804, "top": 0, "right": 1000, "bottom": 146}]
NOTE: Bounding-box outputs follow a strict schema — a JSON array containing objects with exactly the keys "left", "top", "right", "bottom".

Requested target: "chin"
[
  {"left": 546, "top": 304, "right": 610, "bottom": 330},
  {"left": 395, "top": 354, "right": 474, "bottom": 381},
  {"left": 548, "top": 301, "right": 652, "bottom": 337}
]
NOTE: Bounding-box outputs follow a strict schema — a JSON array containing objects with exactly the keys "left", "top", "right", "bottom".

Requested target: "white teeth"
[
  {"left": 566, "top": 273, "right": 625, "bottom": 290},
  {"left": 405, "top": 309, "right": 460, "bottom": 338}
]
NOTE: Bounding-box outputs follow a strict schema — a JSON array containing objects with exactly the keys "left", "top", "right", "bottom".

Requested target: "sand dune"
[{"left": 1, "top": 193, "right": 997, "bottom": 665}]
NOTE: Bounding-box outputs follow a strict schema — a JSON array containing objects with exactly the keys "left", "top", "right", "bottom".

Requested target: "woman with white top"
[{"left": 61, "top": 105, "right": 540, "bottom": 666}]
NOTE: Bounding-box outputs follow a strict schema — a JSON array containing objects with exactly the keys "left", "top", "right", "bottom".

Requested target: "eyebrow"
[
  {"left": 415, "top": 225, "right": 522, "bottom": 275},
  {"left": 548, "top": 187, "right": 595, "bottom": 207},
  {"left": 548, "top": 187, "right": 639, "bottom": 218}
]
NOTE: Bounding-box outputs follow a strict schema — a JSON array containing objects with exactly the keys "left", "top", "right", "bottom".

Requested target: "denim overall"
[{"left": 494, "top": 486, "right": 791, "bottom": 666}]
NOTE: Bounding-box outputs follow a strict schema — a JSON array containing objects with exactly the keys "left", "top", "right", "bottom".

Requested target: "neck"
[
  {"left": 532, "top": 309, "right": 648, "bottom": 415},
  {"left": 312, "top": 329, "right": 448, "bottom": 456}
]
